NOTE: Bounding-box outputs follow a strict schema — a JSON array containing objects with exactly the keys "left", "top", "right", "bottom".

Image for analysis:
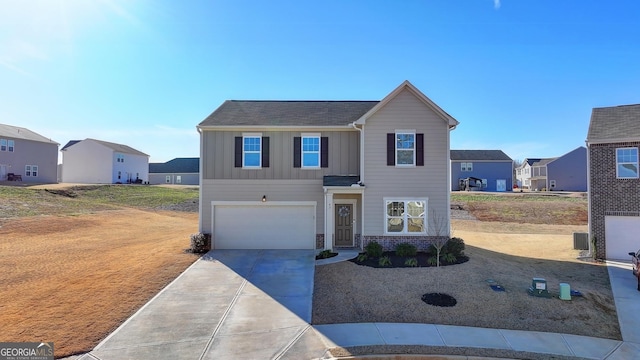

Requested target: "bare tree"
[{"left": 428, "top": 208, "right": 449, "bottom": 268}]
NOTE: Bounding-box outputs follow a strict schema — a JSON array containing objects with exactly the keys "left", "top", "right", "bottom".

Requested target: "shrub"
[
  {"left": 190, "top": 233, "right": 211, "bottom": 253},
  {"left": 442, "top": 253, "right": 457, "bottom": 264},
  {"left": 365, "top": 241, "right": 383, "bottom": 258},
  {"left": 404, "top": 258, "right": 418, "bottom": 267},
  {"left": 357, "top": 253, "right": 368, "bottom": 262},
  {"left": 427, "top": 256, "right": 438, "bottom": 266},
  {"left": 317, "top": 250, "right": 334, "bottom": 259},
  {"left": 443, "top": 237, "right": 465, "bottom": 257},
  {"left": 379, "top": 256, "right": 392, "bottom": 267},
  {"left": 395, "top": 242, "right": 417, "bottom": 257}
]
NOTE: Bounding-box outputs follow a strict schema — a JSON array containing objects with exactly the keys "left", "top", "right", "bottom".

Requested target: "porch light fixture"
[{"left": 262, "top": 195, "right": 267, "bottom": 202}]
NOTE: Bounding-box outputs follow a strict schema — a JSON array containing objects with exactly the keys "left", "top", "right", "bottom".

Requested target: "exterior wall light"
[{"left": 262, "top": 195, "right": 267, "bottom": 202}]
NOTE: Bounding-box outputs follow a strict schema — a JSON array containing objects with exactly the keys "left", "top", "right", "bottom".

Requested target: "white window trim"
[
  {"left": 383, "top": 197, "right": 428, "bottom": 235},
  {"left": 242, "top": 133, "right": 262, "bottom": 169},
  {"left": 0, "top": 139, "right": 6, "bottom": 152},
  {"left": 7, "top": 140, "right": 14, "bottom": 152},
  {"left": 616, "top": 147, "right": 639, "bottom": 179},
  {"left": 301, "top": 132, "right": 321, "bottom": 169},
  {"left": 395, "top": 130, "right": 416, "bottom": 167},
  {"left": 25, "top": 165, "right": 38, "bottom": 177},
  {"left": 176, "top": 175, "right": 182, "bottom": 184}
]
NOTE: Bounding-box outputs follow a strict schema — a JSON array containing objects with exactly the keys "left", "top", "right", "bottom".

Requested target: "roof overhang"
[
  {"left": 586, "top": 137, "right": 640, "bottom": 146},
  {"left": 323, "top": 186, "right": 365, "bottom": 194},
  {"left": 196, "top": 125, "right": 355, "bottom": 132}
]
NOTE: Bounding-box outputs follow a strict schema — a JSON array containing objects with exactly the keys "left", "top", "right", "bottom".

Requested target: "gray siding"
[
  {"left": 451, "top": 161, "right": 513, "bottom": 191},
  {"left": 149, "top": 173, "right": 199, "bottom": 185},
  {"left": 199, "top": 179, "right": 324, "bottom": 234},
  {"left": 0, "top": 138, "right": 58, "bottom": 183},
  {"left": 362, "top": 88, "right": 451, "bottom": 236},
  {"left": 201, "top": 130, "right": 359, "bottom": 180},
  {"left": 547, "top": 147, "right": 587, "bottom": 191}
]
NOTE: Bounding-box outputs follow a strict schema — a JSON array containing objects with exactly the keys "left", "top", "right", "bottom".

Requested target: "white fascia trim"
[
  {"left": 323, "top": 186, "right": 365, "bottom": 194},
  {"left": 197, "top": 125, "right": 355, "bottom": 132},
  {"left": 587, "top": 137, "right": 640, "bottom": 145}
]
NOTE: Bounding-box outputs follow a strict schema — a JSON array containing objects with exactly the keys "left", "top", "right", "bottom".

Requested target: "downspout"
[
  {"left": 197, "top": 126, "right": 204, "bottom": 233},
  {"left": 351, "top": 122, "right": 365, "bottom": 250}
]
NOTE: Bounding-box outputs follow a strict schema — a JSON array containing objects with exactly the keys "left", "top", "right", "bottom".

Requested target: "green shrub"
[
  {"left": 317, "top": 250, "right": 334, "bottom": 259},
  {"left": 426, "top": 245, "right": 437, "bottom": 257},
  {"left": 357, "top": 253, "right": 368, "bottom": 262},
  {"left": 427, "top": 256, "right": 438, "bottom": 266},
  {"left": 395, "top": 242, "right": 417, "bottom": 257},
  {"left": 404, "top": 258, "right": 418, "bottom": 267},
  {"left": 443, "top": 237, "right": 465, "bottom": 257},
  {"left": 442, "top": 253, "right": 457, "bottom": 264},
  {"left": 379, "top": 256, "right": 392, "bottom": 267},
  {"left": 365, "top": 241, "right": 383, "bottom": 258}
]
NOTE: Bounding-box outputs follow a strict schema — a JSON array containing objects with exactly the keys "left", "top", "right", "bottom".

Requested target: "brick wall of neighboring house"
[{"left": 589, "top": 142, "right": 640, "bottom": 258}]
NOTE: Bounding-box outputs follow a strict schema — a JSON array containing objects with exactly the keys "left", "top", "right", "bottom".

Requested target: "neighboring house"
[
  {"left": 450, "top": 150, "right": 513, "bottom": 192},
  {"left": 0, "top": 123, "right": 59, "bottom": 184},
  {"left": 515, "top": 147, "right": 587, "bottom": 191},
  {"left": 61, "top": 138, "right": 149, "bottom": 184},
  {"left": 198, "top": 80, "right": 459, "bottom": 251},
  {"left": 587, "top": 104, "right": 640, "bottom": 259},
  {"left": 149, "top": 157, "right": 199, "bottom": 185}
]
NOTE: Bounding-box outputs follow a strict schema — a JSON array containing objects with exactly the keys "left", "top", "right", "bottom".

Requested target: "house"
[
  {"left": 149, "top": 157, "right": 199, "bottom": 185},
  {"left": 61, "top": 138, "right": 149, "bottom": 184},
  {"left": 515, "top": 147, "right": 587, "bottom": 192},
  {"left": 0, "top": 123, "right": 59, "bottom": 184},
  {"left": 450, "top": 150, "right": 512, "bottom": 191},
  {"left": 197, "top": 81, "right": 459, "bottom": 251},
  {"left": 587, "top": 104, "right": 640, "bottom": 259}
]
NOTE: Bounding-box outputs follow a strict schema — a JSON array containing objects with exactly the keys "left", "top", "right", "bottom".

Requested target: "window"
[
  {"left": 176, "top": 175, "right": 182, "bottom": 184},
  {"left": 165, "top": 176, "right": 171, "bottom": 184},
  {"left": 617, "top": 147, "right": 639, "bottom": 178},
  {"left": 550, "top": 180, "right": 556, "bottom": 188},
  {"left": 25, "top": 165, "right": 38, "bottom": 177},
  {"left": 116, "top": 154, "right": 125, "bottom": 163},
  {"left": 384, "top": 199, "right": 427, "bottom": 234},
  {"left": 7, "top": 140, "right": 14, "bottom": 152},
  {"left": 525, "top": 167, "right": 529, "bottom": 175},
  {"left": 396, "top": 132, "right": 415, "bottom": 166},
  {"left": 301, "top": 135, "right": 320, "bottom": 168},
  {"left": 461, "top": 162, "right": 473, "bottom": 172},
  {"left": 243, "top": 135, "right": 261, "bottom": 168},
  {"left": 0, "top": 139, "right": 6, "bottom": 151},
  {"left": 481, "top": 179, "right": 487, "bottom": 188},
  {"left": 118, "top": 171, "right": 121, "bottom": 180}
]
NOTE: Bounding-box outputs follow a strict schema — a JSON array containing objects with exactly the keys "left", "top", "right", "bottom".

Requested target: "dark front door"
[{"left": 335, "top": 204, "right": 353, "bottom": 247}]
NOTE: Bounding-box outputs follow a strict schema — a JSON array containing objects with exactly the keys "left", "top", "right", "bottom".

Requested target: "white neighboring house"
[{"left": 61, "top": 139, "right": 149, "bottom": 184}]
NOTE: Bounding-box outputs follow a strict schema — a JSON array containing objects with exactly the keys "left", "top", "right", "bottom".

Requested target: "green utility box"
[{"left": 527, "top": 277, "right": 552, "bottom": 298}]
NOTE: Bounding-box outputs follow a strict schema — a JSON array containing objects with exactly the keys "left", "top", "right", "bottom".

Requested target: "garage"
[
  {"left": 605, "top": 216, "right": 640, "bottom": 259},
  {"left": 212, "top": 201, "right": 316, "bottom": 249}
]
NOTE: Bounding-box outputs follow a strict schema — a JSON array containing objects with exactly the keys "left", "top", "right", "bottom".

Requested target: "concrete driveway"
[{"left": 82, "top": 250, "right": 319, "bottom": 360}]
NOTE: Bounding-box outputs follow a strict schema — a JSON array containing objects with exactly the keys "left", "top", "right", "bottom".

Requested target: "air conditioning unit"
[{"left": 573, "top": 232, "right": 589, "bottom": 250}]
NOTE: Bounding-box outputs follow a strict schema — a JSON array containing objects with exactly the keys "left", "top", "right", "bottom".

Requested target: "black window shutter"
[
  {"left": 416, "top": 133, "right": 424, "bottom": 166},
  {"left": 321, "top": 137, "right": 329, "bottom": 168},
  {"left": 387, "top": 133, "right": 395, "bottom": 166},
  {"left": 262, "top": 137, "right": 270, "bottom": 168},
  {"left": 234, "top": 137, "right": 242, "bottom": 168},
  {"left": 293, "top": 137, "right": 301, "bottom": 168}
]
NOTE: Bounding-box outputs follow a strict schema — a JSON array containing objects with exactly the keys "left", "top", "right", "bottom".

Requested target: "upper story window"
[
  {"left": 616, "top": 147, "right": 639, "bottom": 179},
  {"left": 243, "top": 135, "right": 261, "bottom": 168},
  {"left": 7, "top": 140, "right": 14, "bottom": 152},
  {"left": 385, "top": 198, "right": 427, "bottom": 234},
  {"left": 0, "top": 139, "right": 6, "bottom": 151},
  {"left": 396, "top": 132, "right": 415, "bottom": 166},
  {"left": 301, "top": 134, "right": 320, "bottom": 168},
  {"left": 116, "top": 154, "right": 125, "bottom": 163},
  {"left": 461, "top": 162, "right": 473, "bottom": 172}
]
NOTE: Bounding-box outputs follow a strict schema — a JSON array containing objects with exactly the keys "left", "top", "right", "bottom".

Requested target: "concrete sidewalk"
[{"left": 75, "top": 251, "right": 640, "bottom": 359}]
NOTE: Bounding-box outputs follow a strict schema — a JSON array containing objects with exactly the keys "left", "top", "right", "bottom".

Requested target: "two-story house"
[
  {"left": 0, "top": 123, "right": 59, "bottom": 184},
  {"left": 587, "top": 104, "right": 640, "bottom": 259},
  {"left": 149, "top": 157, "right": 199, "bottom": 185},
  {"left": 61, "top": 138, "right": 149, "bottom": 184},
  {"left": 450, "top": 150, "right": 513, "bottom": 192},
  {"left": 198, "top": 81, "right": 459, "bottom": 251},
  {"left": 515, "top": 147, "right": 587, "bottom": 192}
]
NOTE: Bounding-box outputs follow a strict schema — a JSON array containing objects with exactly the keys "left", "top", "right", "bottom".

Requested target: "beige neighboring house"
[
  {"left": 61, "top": 139, "right": 149, "bottom": 184},
  {"left": 197, "top": 80, "right": 459, "bottom": 250},
  {"left": 0, "top": 123, "right": 59, "bottom": 184}
]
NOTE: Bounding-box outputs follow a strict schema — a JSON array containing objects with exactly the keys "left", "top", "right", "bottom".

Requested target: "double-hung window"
[
  {"left": 243, "top": 135, "right": 261, "bottom": 168},
  {"left": 0, "top": 139, "right": 6, "bottom": 151},
  {"left": 617, "top": 147, "right": 639, "bottom": 178},
  {"left": 116, "top": 154, "right": 124, "bottom": 163},
  {"left": 7, "top": 140, "right": 14, "bottom": 152},
  {"left": 25, "top": 165, "right": 38, "bottom": 177},
  {"left": 384, "top": 198, "right": 427, "bottom": 234},
  {"left": 461, "top": 162, "right": 473, "bottom": 172},
  {"left": 301, "top": 134, "right": 320, "bottom": 168},
  {"left": 395, "top": 132, "right": 415, "bottom": 166}
]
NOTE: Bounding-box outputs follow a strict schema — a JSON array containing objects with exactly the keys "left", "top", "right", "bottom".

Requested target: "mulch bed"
[{"left": 350, "top": 251, "right": 469, "bottom": 268}]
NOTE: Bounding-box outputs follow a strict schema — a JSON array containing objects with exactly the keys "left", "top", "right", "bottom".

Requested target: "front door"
[
  {"left": 0, "top": 165, "right": 6, "bottom": 181},
  {"left": 334, "top": 204, "right": 353, "bottom": 247}
]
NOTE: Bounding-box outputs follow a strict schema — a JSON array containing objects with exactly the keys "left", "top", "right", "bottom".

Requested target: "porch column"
[{"left": 324, "top": 191, "right": 334, "bottom": 250}]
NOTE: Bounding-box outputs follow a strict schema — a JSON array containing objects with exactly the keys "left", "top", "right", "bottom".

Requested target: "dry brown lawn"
[{"left": 0, "top": 209, "right": 199, "bottom": 358}]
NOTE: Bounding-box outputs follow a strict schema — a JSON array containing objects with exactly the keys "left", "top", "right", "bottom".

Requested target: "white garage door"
[
  {"left": 605, "top": 216, "right": 640, "bottom": 260},
  {"left": 212, "top": 202, "right": 316, "bottom": 249}
]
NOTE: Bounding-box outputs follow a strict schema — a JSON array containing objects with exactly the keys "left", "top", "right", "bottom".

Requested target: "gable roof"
[
  {"left": 450, "top": 150, "right": 512, "bottom": 161},
  {"left": 149, "top": 158, "right": 199, "bottom": 173},
  {"left": 61, "top": 138, "right": 148, "bottom": 157},
  {"left": 355, "top": 80, "right": 459, "bottom": 128},
  {"left": 531, "top": 158, "right": 558, "bottom": 167},
  {"left": 587, "top": 104, "right": 640, "bottom": 143},
  {"left": 199, "top": 101, "right": 378, "bottom": 127},
  {"left": 0, "top": 123, "right": 59, "bottom": 145}
]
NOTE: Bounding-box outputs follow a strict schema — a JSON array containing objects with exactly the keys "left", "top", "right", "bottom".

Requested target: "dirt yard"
[{"left": 0, "top": 209, "right": 199, "bottom": 358}]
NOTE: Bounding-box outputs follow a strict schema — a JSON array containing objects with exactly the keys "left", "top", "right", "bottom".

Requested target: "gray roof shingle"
[
  {"left": 62, "top": 138, "right": 148, "bottom": 157},
  {"left": 588, "top": 104, "right": 640, "bottom": 142},
  {"left": 0, "top": 123, "right": 59, "bottom": 145},
  {"left": 450, "top": 150, "right": 512, "bottom": 161},
  {"left": 149, "top": 158, "right": 199, "bottom": 173},
  {"left": 199, "top": 100, "right": 380, "bottom": 127}
]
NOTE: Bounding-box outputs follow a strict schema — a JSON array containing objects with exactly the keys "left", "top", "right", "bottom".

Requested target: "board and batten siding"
[
  {"left": 362, "top": 88, "right": 451, "bottom": 236},
  {"left": 201, "top": 130, "right": 359, "bottom": 180},
  {"left": 199, "top": 179, "right": 324, "bottom": 234}
]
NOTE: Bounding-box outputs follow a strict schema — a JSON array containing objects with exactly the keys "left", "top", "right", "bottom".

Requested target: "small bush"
[
  {"left": 404, "top": 258, "right": 418, "bottom": 267},
  {"left": 427, "top": 256, "right": 438, "bottom": 266},
  {"left": 365, "top": 241, "right": 383, "bottom": 258},
  {"left": 378, "top": 256, "right": 392, "bottom": 267},
  {"left": 395, "top": 242, "right": 417, "bottom": 257},
  {"left": 357, "top": 253, "right": 368, "bottom": 262},
  {"left": 316, "top": 250, "right": 336, "bottom": 259},
  {"left": 443, "top": 237, "right": 465, "bottom": 257},
  {"left": 442, "top": 253, "right": 457, "bottom": 264},
  {"left": 190, "top": 233, "right": 211, "bottom": 253}
]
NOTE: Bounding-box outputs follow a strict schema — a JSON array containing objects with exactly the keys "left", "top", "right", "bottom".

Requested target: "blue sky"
[{"left": 2, "top": 0, "right": 639, "bottom": 163}]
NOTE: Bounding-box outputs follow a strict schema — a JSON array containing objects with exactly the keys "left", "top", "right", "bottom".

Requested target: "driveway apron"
[{"left": 85, "top": 250, "right": 316, "bottom": 360}]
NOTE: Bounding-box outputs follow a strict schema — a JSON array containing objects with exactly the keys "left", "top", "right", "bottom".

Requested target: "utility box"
[
  {"left": 573, "top": 232, "right": 589, "bottom": 250},
  {"left": 528, "top": 277, "right": 552, "bottom": 298}
]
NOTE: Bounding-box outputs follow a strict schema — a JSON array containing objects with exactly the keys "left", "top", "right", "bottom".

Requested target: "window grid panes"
[
  {"left": 302, "top": 136, "right": 320, "bottom": 167},
  {"left": 617, "top": 147, "right": 639, "bottom": 178},
  {"left": 7, "top": 140, "right": 14, "bottom": 152},
  {"left": 25, "top": 165, "right": 31, "bottom": 176},
  {"left": 396, "top": 133, "right": 415, "bottom": 165},
  {"left": 385, "top": 199, "right": 427, "bottom": 234},
  {"left": 0, "top": 139, "right": 6, "bottom": 151},
  {"left": 243, "top": 136, "right": 261, "bottom": 168}
]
